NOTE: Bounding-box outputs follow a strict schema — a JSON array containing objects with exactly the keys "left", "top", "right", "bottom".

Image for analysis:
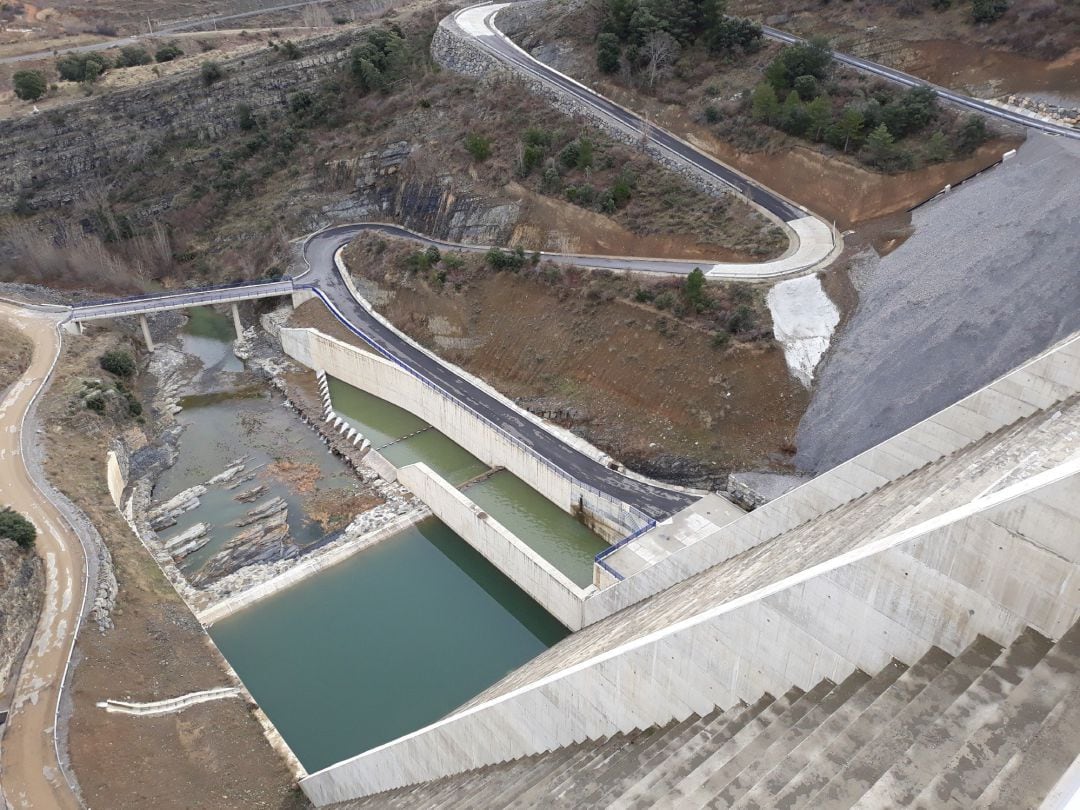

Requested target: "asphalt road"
[
  {"left": 297, "top": 225, "right": 698, "bottom": 520},
  {"left": 0, "top": 304, "right": 84, "bottom": 810}
]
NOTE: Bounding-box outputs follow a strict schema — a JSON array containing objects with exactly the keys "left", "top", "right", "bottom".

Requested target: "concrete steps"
[
  {"left": 460, "top": 398, "right": 1080, "bottom": 715},
  {"left": 333, "top": 621, "right": 1080, "bottom": 808}
]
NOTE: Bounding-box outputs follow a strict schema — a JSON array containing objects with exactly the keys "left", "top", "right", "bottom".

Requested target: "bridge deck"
[{"left": 68, "top": 279, "right": 295, "bottom": 322}]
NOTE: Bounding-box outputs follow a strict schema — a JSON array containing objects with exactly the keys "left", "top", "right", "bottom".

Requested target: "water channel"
[
  {"left": 326, "top": 376, "right": 608, "bottom": 587},
  {"left": 155, "top": 310, "right": 573, "bottom": 773}
]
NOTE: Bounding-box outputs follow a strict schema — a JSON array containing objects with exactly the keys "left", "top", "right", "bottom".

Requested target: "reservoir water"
[
  {"left": 327, "top": 376, "right": 609, "bottom": 585},
  {"left": 210, "top": 517, "right": 568, "bottom": 772}
]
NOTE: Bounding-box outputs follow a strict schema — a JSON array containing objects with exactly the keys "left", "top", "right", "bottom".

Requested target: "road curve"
[
  {"left": 0, "top": 303, "right": 83, "bottom": 810},
  {"left": 297, "top": 226, "right": 699, "bottom": 520},
  {"left": 454, "top": 3, "right": 840, "bottom": 280},
  {"left": 760, "top": 25, "right": 1080, "bottom": 141}
]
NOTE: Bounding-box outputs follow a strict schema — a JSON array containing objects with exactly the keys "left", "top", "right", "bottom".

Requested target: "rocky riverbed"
[{"left": 122, "top": 303, "right": 419, "bottom": 618}]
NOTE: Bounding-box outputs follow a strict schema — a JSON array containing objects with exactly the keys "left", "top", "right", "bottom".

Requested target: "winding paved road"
[
  {"left": 297, "top": 226, "right": 698, "bottom": 519},
  {"left": 0, "top": 303, "right": 83, "bottom": 810}
]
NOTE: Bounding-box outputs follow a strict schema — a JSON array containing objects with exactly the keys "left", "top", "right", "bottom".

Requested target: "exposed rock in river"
[
  {"left": 234, "top": 484, "right": 268, "bottom": 503},
  {"left": 147, "top": 485, "right": 207, "bottom": 530},
  {"left": 164, "top": 522, "right": 212, "bottom": 560},
  {"left": 207, "top": 460, "right": 247, "bottom": 486},
  {"left": 233, "top": 496, "right": 287, "bottom": 528},
  {"left": 194, "top": 508, "right": 296, "bottom": 585}
]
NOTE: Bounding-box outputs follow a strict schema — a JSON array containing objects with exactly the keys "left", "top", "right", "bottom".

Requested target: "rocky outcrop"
[
  {"left": 0, "top": 540, "right": 44, "bottom": 700},
  {"left": 194, "top": 502, "right": 296, "bottom": 585},
  {"left": 147, "top": 484, "right": 206, "bottom": 530},
  {"left": 0, "top": 28, "right": 362, "bottom": 212},
  {"left": 164, "top": 522, "right": 212, "bottom": 559}
]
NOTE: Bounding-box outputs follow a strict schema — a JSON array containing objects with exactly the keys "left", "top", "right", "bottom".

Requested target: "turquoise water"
[
  {"left": 464, "top": 471, "right": 607, "bottom": 588},
  {"left": 210, "top": 517, "right": 568, "bottom": 772},
  {"left": 327, "top": 376, "right": 608, "bottom": 586},
  {"left": 326, "top": 376, "right": 488, "bottom": 485}
]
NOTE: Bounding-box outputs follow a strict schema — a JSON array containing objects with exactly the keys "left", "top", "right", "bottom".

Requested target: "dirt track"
[{"left": 0, "top": 303, "right": 83, "bottom": 810}]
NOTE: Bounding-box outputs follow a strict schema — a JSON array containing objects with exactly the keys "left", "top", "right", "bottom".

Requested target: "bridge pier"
[
  {"left": 139, "top": 314, "right": 155, "bottom": 352},
  {"left": 231, "top": 302, "right": 244, "bottom": 339}
]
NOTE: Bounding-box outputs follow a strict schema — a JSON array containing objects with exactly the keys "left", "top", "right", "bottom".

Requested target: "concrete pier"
[
  {"left": 231, "top": 302, "right": 244, "bottom": 339},
  {"left": 139, "top": 314, "right": 155, "bottom": 352}
]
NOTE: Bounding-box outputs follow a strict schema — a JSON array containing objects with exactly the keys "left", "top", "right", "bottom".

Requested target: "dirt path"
[{"left": 0, "top": 303, "right": 83, "bottom": 810}]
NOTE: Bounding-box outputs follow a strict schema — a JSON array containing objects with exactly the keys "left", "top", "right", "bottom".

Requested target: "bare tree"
[{"left": 642, "top": 31, "right": 679, "bottom": 89}]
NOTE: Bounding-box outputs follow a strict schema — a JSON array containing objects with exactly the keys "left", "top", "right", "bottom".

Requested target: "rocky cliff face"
[
  {"left": 0, "top": 539, "right": 44, "bottom": 705},
  {"left": 0, "top": 29, "right": 359, "bottom": 212}
]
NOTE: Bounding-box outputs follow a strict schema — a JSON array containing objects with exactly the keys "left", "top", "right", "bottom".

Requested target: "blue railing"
[
  {"left": 593, "top": 519, "right": 656, "bottom": 581},
  {"left": 295, "top": 282, "right": 658, "bottom": 570}
]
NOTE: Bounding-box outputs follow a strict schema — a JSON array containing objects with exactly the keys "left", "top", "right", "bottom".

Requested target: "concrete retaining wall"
[
  {"left": 398, "top": 463, "right": 588, "bottom": 630},
  {"left": 105, "top": 450, "right": 126, "bottom": 510},
  {"left": 299, "top": 459, "right": 1080, "bottom": 805},
  {"left": 280, "top": 327, "right": 636, "bottom": 542},
  {"left": 586, "top": 330, "right": 1080, "bottom": 621}
]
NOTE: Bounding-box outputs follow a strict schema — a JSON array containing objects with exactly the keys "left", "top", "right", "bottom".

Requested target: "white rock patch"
[{"left": 767, "top": 275, "right": 840, "bottom": 388}]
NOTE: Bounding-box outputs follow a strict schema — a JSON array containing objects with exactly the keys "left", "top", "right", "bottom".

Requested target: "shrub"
[
  {"left": 85, "top": 392, "right": 106, "bottom": 413},
  {"left": 155, "top": 43, "right": 184, "bottom": 62},
  {"left": 351, "top": 27, "right": 408, "bottom": 94},
  {"left": 201, "top": 60, "right": 224, "bottom": 86},
  {"left": 0, "top": 508, "right": 35, "bottom": 549},
  {"left": 13, "top": 70, "right": 46, "bottom": 101},
  {"left": 116, "top": 45, "right": 152, "bottom": 67},
  {"left": 237, "top": 103, "right": 256, "bottom": 130},
  {"left": 597, "top": 32, "right": 621, "bottom": 73},
  {"left": 703, "top": 104, "right": 721, "bottom": 123},
  {"left": 465, "top": 133, "right": 492, "bottom": 161},
  {"left": 56, "top": 52, "right": 110, "bottom": 83},
  {"left": 764, "top": 38, "right": 831, "bottom": 94},
  {"left": 684, "top": 267, "right": 707, "bottom": 311},
  {"left": 486, "top": 247, "right": 527, "bottom": 271},
  {"left": 100, "top": 349, "right": 135, "bottom": 377},
  {"left": 954, "top": 114, "right": 989, "bottom": 156},
  {"left": 711, "top": 331, "right": 731, "bottom": 349},
  {"left": 425, "top": 245, "right": 441, "bottom": 265},
  {"left": 972, "top": 0, "right": 1007, "bottom": 22},
  {"left": 654, "top": 291, "right": 676, "bottom": 310},
  {"left": 793, "top": 74, "right": 818, "bottom": 100},
  {"left": 281, "top": 40, "right": 302, "bottom": 59}
]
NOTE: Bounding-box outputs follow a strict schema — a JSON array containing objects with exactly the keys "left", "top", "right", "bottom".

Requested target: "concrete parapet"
[
  {"left": 398, "top": 463, "right": 588, "bottom": 630},
  {"left": 299, "top": 460, "right": 1080, "bottom": 805}
]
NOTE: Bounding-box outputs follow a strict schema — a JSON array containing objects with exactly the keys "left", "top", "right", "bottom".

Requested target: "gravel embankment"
[{"left": 797, "top": 133, "right": 1080, "bottom": 472}]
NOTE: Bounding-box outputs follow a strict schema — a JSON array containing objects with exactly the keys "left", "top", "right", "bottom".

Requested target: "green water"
[
  {"left": 464, "top": 471, "right": 607, "bottom": 588},
  {"left": 210, "top": 518, "right": 568, "bottom": 773},
  {"left": 326, "top": 376, "right": 488, "bottom": 485},
  {"left": 182, "top": 306, "right": 243, "bottom": 373},
  {"left": 327, "top": 376, "right": 608, "bottom": 586}
]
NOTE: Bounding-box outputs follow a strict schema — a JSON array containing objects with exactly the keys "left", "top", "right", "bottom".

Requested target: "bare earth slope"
[{"left": 796, "top": 133, "right": 1080, "bottom": 472}]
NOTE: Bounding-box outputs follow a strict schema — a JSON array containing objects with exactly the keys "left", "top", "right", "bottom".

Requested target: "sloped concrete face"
[{"left": 299, "top": 461, "right": 1080, "bottom": 805}]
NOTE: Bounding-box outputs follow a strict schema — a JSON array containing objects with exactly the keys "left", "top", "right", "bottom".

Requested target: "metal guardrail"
[{"left": 295, "top": 283, "right": 657, "bottom": 560}]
